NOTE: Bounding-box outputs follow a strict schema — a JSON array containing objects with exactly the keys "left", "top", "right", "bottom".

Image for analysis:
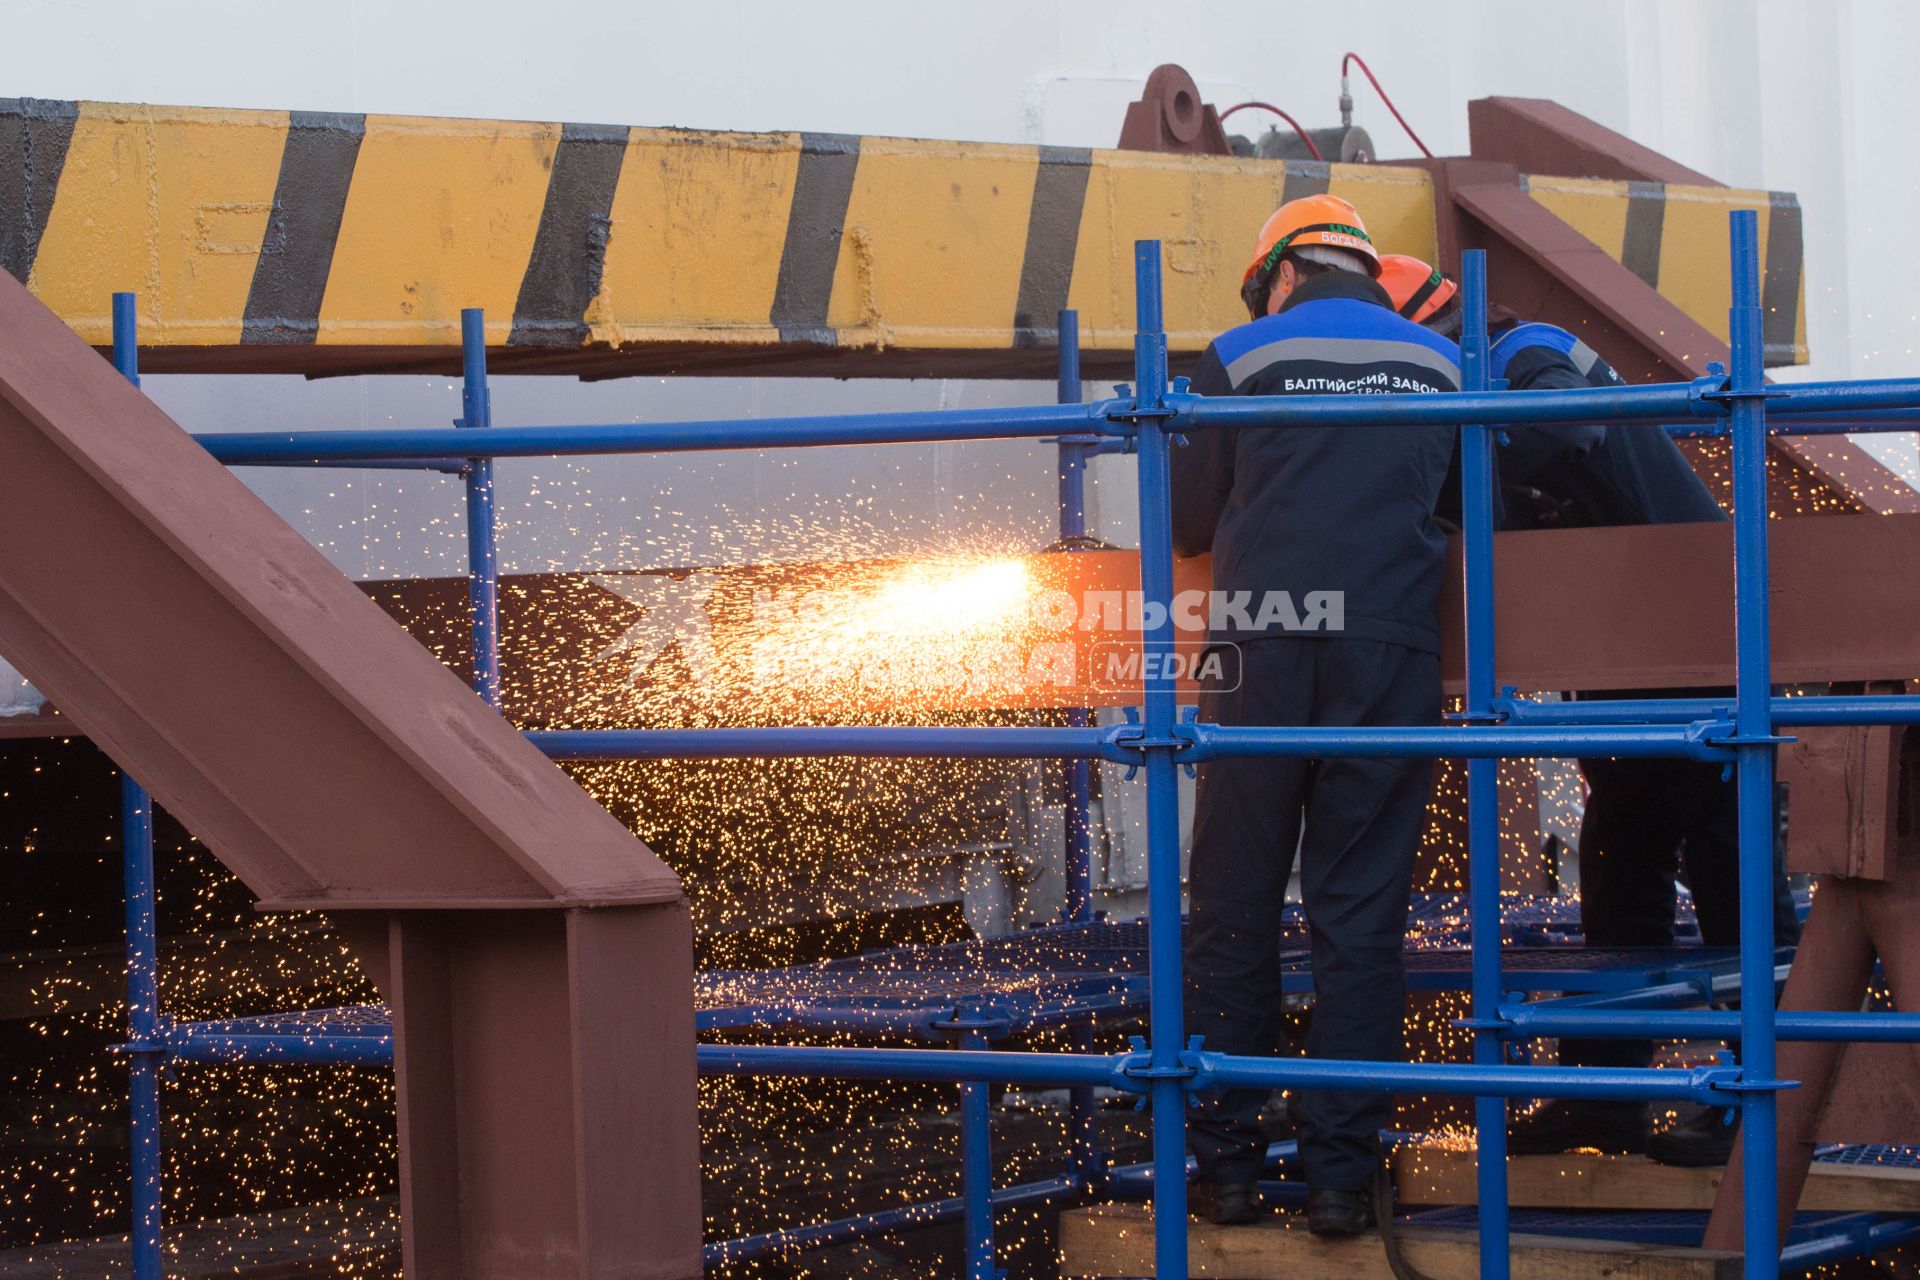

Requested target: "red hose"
[
  {"left": 1219, "top": 101, "right": 1323, "bottom": 161},
  {"left": 1341, "top": 52, "right": 1433, "bottom": 158}
]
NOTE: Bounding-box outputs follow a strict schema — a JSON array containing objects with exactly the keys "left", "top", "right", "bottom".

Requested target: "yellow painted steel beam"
[
  {"left": 1524, "top": 173, "right": 1808, "bottom": 366},
  {"left": 1, "top": 98, "right": 1803, "bottom": 374}
]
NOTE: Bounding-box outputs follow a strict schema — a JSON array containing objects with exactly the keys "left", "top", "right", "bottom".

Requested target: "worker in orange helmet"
[
  {"left": 1382, "top": 254, "right": 1801, "bottom": 1167},
  {"left": 1376, "top": 252, "right": 1461, "bottom": 334},
  {"left": 1174, "top": 194, "right": 1460, "bottom": 1235}
]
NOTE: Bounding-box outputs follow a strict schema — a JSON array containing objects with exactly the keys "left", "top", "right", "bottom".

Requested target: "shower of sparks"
[{"left": 4, "top": 439, "right": 1910, "bottom": 1276}]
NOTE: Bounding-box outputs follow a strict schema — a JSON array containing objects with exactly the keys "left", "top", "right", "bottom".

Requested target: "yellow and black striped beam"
[
  {"left": 1523, "top": 173, "right": 1807, "bottom": 367},
  {"left": 2, "top": 98, "right": 1803, "bottom": 377}
]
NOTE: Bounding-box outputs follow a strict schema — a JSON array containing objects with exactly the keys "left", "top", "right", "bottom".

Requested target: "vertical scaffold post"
[
  {"left": 1058, "top": 307, "right": 1093, "bottom": 926},
  {"left": 112, "top": 293, "right": 165, "bottom": 1280},
  {"left": 1458, "top": 252, "right": 1512, "bottom": 1280},
  {"left": 459, "top": 308, "right": 502, "bottom": 709},
  {"left": 1132, "top": 241, "right": 1189, "bottom": 1279},
  {"left": 1727, "top": 209, "right": 1781, "bottom": 1280},
  {"left": 954, "top": 1006, "right": 1001, "bottom": 1280},
  {"left": 1057, "top": 308, "right": 1105, "bottom": 1195}
]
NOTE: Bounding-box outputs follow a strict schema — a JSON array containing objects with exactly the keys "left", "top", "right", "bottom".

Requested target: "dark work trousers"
[
  {"left": 1563, "top": 755, "right": 1802, "bottom": 1070},
  {"left": 1185, "top": 636, "right": 1439, "bottom": 1193}
]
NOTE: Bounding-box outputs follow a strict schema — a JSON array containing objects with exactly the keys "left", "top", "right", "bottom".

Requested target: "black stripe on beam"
[
  {"left": 1620, "top": 180, "right": 1665, "bottom": 287},
  {"left": 242, "top": 112, "right": 365, "bottom": 344},
  {"left": 1280, "top": 161, "right": 1332, "bottom": 204},
  {"left": 769, "top": 133, "right": 860, "bottom": 346},
  {"left": 509, "top": 122, "right": 628, "bottom": 347},
  {"left": 0, "top": 98, "right": 78, "bottom": 284},
  {"left": 1012, "top": 146, "right": 1092, "bottom": 348},
  {"left": 1762, "top": 191, "right": 1803, "bottom": 368}
]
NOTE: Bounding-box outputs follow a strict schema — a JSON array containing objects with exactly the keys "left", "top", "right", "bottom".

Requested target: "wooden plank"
[
  {"left": 1059, "top": 1203, "right": 1740, "bottom": 1280},
  {"left": 1391, "top": 1146, "right": 1920, "bottom": 1213}
]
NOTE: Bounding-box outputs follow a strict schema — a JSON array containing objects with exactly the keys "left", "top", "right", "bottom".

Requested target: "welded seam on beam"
[
  {"left": 509, "top": 122, "right": 629, "bottom": 347},
  {"left": 1620, "top": 179, "right": 1665, "bottom": 287},
  {"left": 768, "top": 133, "right": 861, "bottom": 346},
  {"left": 1011, "top": 146, "right": 1092, "bottom": 348},
  {"left": 242, "top": 112, "right": 366, "bottom": 344},
  {"left": 1763, "top": 191, "right": 1803, "bottom": 368},
  {"left": 0, "top": 98, "right": 79, "bottom": 284}
]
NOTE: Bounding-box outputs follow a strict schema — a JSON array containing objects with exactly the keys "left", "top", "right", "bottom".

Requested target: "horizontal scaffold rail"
[{"left": 190, "top": 373, "right": 1920, "bottom": 467}]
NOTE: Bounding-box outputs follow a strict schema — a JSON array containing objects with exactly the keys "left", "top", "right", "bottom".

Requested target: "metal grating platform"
[{"left": 161, "top": 891, "right": 1790, "bottom": 1049}]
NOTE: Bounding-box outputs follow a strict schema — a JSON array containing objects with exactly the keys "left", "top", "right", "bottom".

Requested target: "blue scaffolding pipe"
[
  {"left": 1183, "top": 722, "right": 1730, "bottom": 761},
  {"left": 695, "top": 1043, "right": 1127, "bottom": 1089},
  {"left": 1128, "top": 241, "right": 1191, "bottom": 1279},
  {"left": 195, "top": 401, "right": 1114, "bottom": 465},
  {"left": 525, "top": 722, "right": 1736, "bottom": 764},
  {"left": 1102, "top": 1140, "right": 1298, "bottom": 1196},
  {"left": 955, "top": 1020, "right": 998, "bottom": 1280},
  {"left": 703, "top": 1174, "right": 1080, "bottom": 1269},
  {"left": 529, "top": 725, "right": 1120, "bottom": 761},
  {"left": 164, "top": 1032, "right": 397, "bottom": 1066},
  {"left": 108, "top": 211, "right": 1920, "bottom": 1280},
  {"left": 222, "top": 456, "right": 473, "bottom": 474},
  {"left": 1515, "top": 961, "right": 1794, "bottom": 1014},
  {"left": 1729, "top": 210, "right": 1783, "bottom": 1280},
  {"left": 695, "top": 1043, "right": 1751, "bottom": 1104},
  {"left": 1501, "top": 1007, "right": 1920, "bottom": 1043},
  {"left": 1056, "top": 307, "right": 1095, "bottom": 929},
  {"left": 1778, "top": 1213, "right": 1920, "bottom": 1268},
  {"left": 1459, "top": 250, "right": 1512, "bottom": 1280},
  {"left": 189, "top": 375, "right": 1920, "bottom": 467},
  {"left": 111, "top": 294, "right": 165, "bottom": 1280},
  {"left": 459, "top": 308, "right": 502, "bottom": 709},
  {"left": 1056, "top": 307, "right": 1105, "bottom": 1201},
  {"left": 121, "top": 775, "right": 164, "bottom": 1280},
  {"left": 1498, "top": 693, "right": 1920, "bottom": 728}
]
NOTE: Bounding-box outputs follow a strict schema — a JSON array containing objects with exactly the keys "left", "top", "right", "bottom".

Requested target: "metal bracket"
[
  {"left": 1713, "top": 1077, "right": 1800, "bottom": 1094},
  {"left": 1700, "top": 727, "right": 1796, "bottom": 749},
  {"left": 1115, "top": 1035, "right": 1210, "bottom": 1100},
  {"left": 1454, "top": 1016, "right": 1515, "bottom": 1033},
  {"left": 1104, "top": 711, "right": 1206, "bottom": 777},
  {"left": 1690, "top": 364, "right": 1786, "bottom": 413}
]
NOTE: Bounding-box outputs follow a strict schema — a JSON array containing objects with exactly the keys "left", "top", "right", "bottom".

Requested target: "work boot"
[
  {"left": 1306, "top": 1187, "right": 1375, "bottom": 1237},
  {"left": 1507, "top": 1100, "right": 1651, "bottom": 1155},
  {"left": 1191, "top": 1178, "right": 1262, "bottom": 1225},
  {"left": 1648, "top": 1106, "right": 1737, "bottom": 1167}
]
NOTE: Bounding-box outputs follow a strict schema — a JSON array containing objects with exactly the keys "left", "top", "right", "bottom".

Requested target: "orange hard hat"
[
  {"left": 1378, "top": 253, "right": 1459, "bottom": 324},
  {"left": 1243, "top": 193, "right": 1381, "bottom": 284}
]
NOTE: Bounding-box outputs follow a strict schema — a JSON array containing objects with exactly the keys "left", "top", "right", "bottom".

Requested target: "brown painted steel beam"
[
  {"left": 11, "top": 517, "right": 1920, "bottom": 725},
  {"left": 0, "top": 268, "right": 700, "bottom": 1278},
  {"left": 1467, "top": 97, "right": 1724, "bottom": 187},
  {"left": 1703, "top": 837, "right": 1920, "bottom": 1250},
  {"left": 1437, "top": 514, "right": 1920, "bottom": 693}
]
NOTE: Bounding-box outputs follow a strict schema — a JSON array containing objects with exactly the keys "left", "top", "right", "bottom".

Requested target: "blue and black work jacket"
[
  {"left": 1172, "top": 271, "right": 1462, "bottom": 653},
  {"left": 1492, "top": 322, "right": 1724, "bottom": 528}
]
